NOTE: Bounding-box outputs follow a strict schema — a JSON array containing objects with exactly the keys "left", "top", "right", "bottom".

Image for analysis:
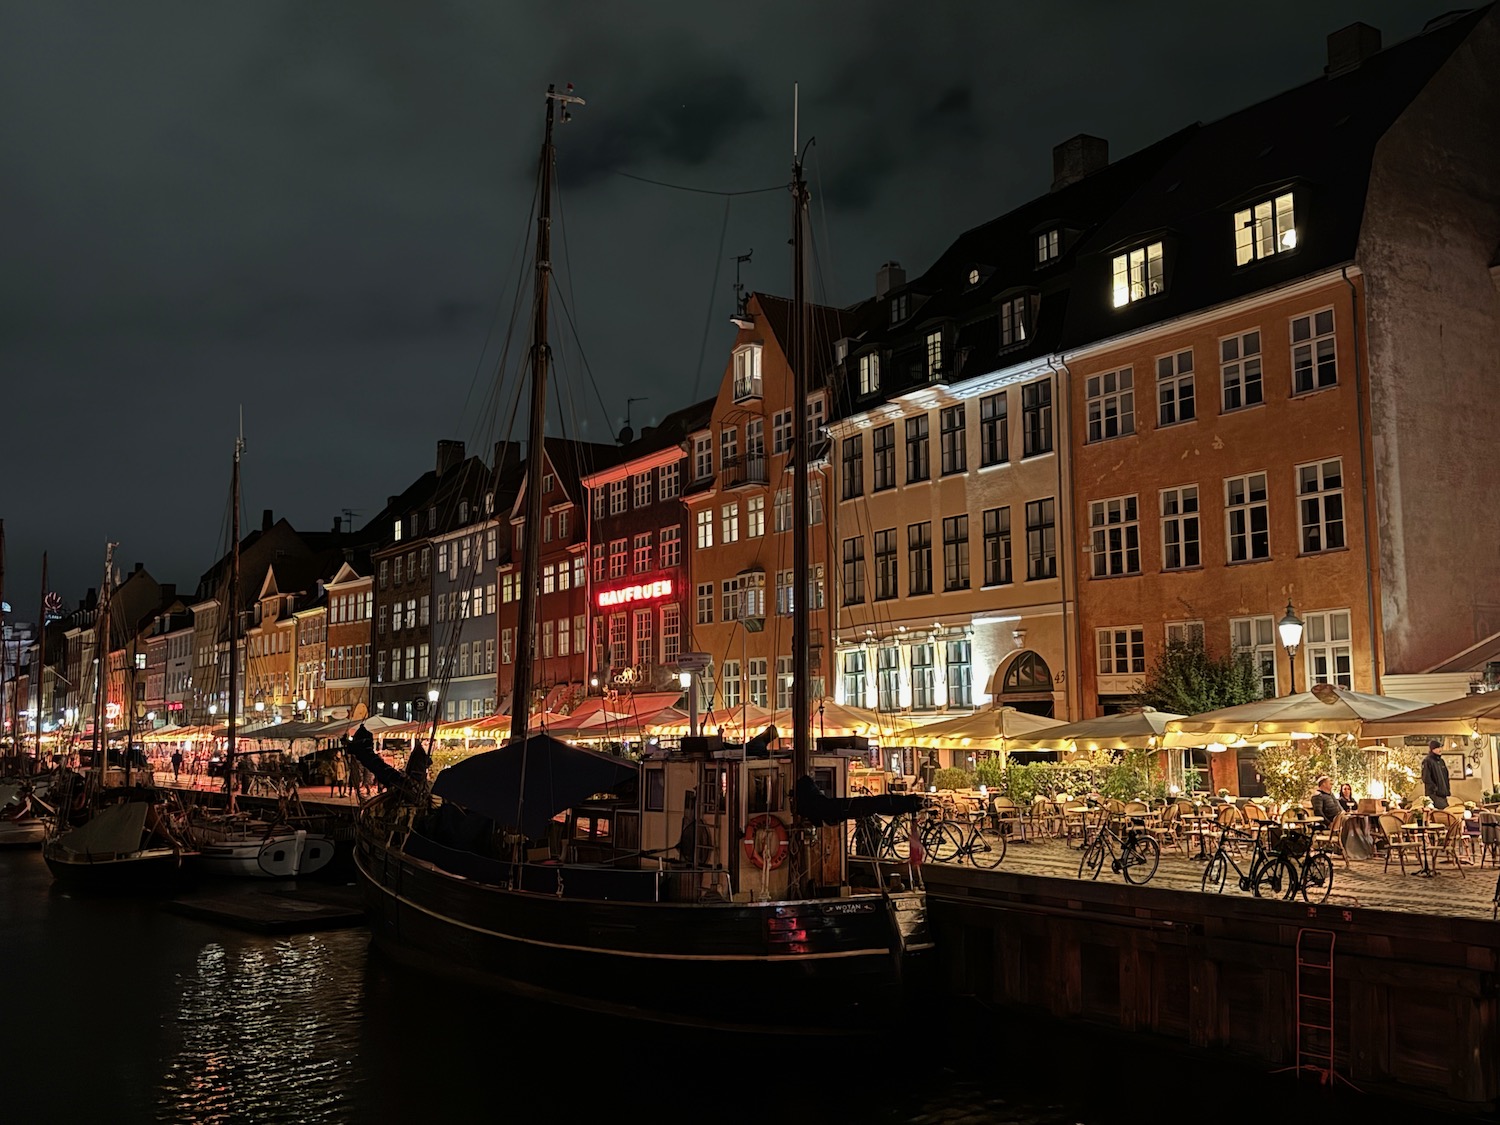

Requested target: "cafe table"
[{"left": 1398, "top": 821, "right": 1445, "bottom": 877}]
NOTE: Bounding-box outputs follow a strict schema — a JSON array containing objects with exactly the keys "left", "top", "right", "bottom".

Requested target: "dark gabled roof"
[
  {"left": 824, "top": 129, "right": 1193, "bottom": 422},
  {"left": 751, "top": 292, "right": 865, "bottom": 391},
  {"left": 613, "top": 396, "right": 715, "bottom": 461},
  {"left": 1061, "top": 9, "right": 1488, "bottom": 348}
]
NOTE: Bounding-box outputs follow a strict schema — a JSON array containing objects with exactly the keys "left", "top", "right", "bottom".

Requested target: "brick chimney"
[
  {"left": 436, "top": 439, "right": 466, "bottom": 476},
  {"left": 1326, "top": 22, "right": 1381, "bottom": 77},
  {"left": 1051, "top": 134, "right": 1109, "bottom": 191},
  {"left": 875, "top": 261, "right": 906, "bottom": 299}
]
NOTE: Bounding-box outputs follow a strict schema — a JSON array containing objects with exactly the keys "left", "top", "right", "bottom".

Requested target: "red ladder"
[{"left": 1293, "top": 927, "right": 1337, "bottom": 1084}]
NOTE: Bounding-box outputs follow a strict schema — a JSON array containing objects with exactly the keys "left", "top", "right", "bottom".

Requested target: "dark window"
[
  {"left": 939, "top": 406, "right": 966, "bottom": 475},
  {"left": 872, "top": 425, "right": 895, "bottom": 491},
  {"left": 1022, "top": 380, "right": 1053, "bottom": 457},
  {"left": 905, "top": 416, "right": 930, "bottom": 483}
]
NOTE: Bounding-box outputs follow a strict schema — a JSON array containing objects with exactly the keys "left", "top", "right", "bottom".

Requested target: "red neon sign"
[{"left": 596, "top": 578, "right": 674, "bottom": 609}]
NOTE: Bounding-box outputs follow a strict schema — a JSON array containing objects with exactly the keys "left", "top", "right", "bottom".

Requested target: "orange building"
[{"left": 683, "top": 293, "right": 846, "bottom": 729}]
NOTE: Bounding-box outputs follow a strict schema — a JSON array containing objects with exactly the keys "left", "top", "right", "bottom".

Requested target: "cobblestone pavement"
[{"left": 937, "top": 834, "right": 1500, "bottom": 920}]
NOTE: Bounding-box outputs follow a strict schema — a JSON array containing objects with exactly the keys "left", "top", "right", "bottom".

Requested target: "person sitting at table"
[
  {"left": 1311, "top": 776, "right": 1341, "bottom": 826},
  {"left": 1337, "top": 782, "right": 1358, "bottom": 813}
]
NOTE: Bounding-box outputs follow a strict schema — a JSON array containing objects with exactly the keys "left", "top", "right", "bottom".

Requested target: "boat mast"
[
  {"left": 789, "top": 87, "right": 812, "bottom": 791},
  {"left": 510, "top": 83, "right": 583, "bottom": 746},
  {"left": 226, "top": 432, "right": 242, "bottom": 812},
  {"left": 34, "top": 553, "right": 47, "bottom": 766},
  {"left": 92, "top": 542, "right": 117, "bottom": 785}
]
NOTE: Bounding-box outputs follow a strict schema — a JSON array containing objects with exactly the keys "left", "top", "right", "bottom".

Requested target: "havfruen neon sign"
[{"left": 596, "top": 578, "right": 674, "bottom": 609}]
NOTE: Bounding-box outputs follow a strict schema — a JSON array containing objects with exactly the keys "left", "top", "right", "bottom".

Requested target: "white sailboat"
[{"left": 184, "top": 432, "right": 335, "bottom": 879}]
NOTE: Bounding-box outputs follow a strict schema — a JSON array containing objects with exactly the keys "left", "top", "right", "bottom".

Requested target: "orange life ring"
[{"left": 742, "top": 813, "right": 789, "bottom": 870}]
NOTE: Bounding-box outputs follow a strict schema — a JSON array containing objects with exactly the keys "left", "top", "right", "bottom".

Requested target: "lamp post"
[{"left": 1277, "top": 600, "right": 1304, "bottom": 696}]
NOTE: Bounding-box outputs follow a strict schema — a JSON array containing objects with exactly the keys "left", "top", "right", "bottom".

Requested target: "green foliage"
[
  {"left": 1254, "top": 741, "right": 1325, "bottom": 808},
  {"left": 974, "top": 759, "right": 1006, "bottom": 791},
  {"left": 1381, "top": 744, "right": 1424, "bottom": 801},
  {"left": 991, "top": 750, "right": 1162, "bottom": 804},
  {"left": 1134, "top": 640, "right": 1263, "bottom": 715},
  {"left": 932, "top": 767, "right": 975, "bottom": 791}
]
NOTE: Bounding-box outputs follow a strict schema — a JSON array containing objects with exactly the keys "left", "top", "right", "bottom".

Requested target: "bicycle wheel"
[
  {"left": 1300, "top": 854, "right": 1334, "bottom": 903},
  {"left": 1121, "top": 834, "right": 1160, "bottom": 885},
  {"left": 1252, "top": 856, "right": 1298, "bottom": 899},
  {"left": 1079, "top": 837, "right": 1106, "bottom": 880},
  {"left": 970, "top": 826, "right": 1006, "bottom": 869},
  {"left": 928, "top": 822, "right": 963, "bottom": 863},
  {"left": 1201, "top": 851, "right": 1229, "bottom": 894},
  {"left": 884, "top": 819, "right": 909, "bottom": 861}
]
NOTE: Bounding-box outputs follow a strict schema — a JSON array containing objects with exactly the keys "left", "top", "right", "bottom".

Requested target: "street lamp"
[
  {"left": 295, "top": 698, "right": 308, "bottom": 715},
  {"left": 1277, "top": 600, "right": 1304, "bottom": 695}
]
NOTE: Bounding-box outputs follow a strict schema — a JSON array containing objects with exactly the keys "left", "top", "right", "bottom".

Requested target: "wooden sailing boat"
[
  {"left": 43, "top": 543, "right": 194, "bottom": 890},
  {"left": 185, "top": 431, "right": 336, "bottom": 879},
  {"left": 352, "top": 85, "right": 931, "bottom": 1032}
]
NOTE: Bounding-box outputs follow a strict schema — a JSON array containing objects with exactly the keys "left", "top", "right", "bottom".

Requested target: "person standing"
[
  {"left": 1421, "top": 739, "right": 1452, "bottom": 809},
  {"left": 332, "top": 752, "right": 347, "bottom": 798},
  {"left": 170, "top": 749, "right": 183, "bottom": 781}
]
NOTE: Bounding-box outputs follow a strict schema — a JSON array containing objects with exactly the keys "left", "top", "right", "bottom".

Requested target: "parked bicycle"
[
  {"left": 1077, "top": 810, "right": 1160, "bottom": 884},
  {"left": 939, "top": 810, "right": 1007, "bottom": 868},
  {"left": 1202, "top": 821, "right": 1332, "bottom": 902}
]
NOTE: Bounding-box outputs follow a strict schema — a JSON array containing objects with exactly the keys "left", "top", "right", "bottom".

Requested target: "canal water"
[{"left": 1, "top": 849, "right": 1474, "bottom": 1124}]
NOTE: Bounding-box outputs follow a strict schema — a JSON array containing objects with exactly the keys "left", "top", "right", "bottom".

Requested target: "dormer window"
[
  {"left": 458, "top": 499, "right": 469, "bottom": 522},
  {"left": 890, "top": 294, "right": 908, "bottom": 324},
  {"left": 925, "top": 331, "right": 943, "bottom": 379},
  {"left": 1036, "top": 229, "right": 1060, "bottom": 265},
  {"left": 733, "top": 344, "right": 763, "bottom": 400},
  {"left": 858, "top": 352, "right": 881, "bottom": 396},
  {"left": 1112, "top": 242, "right": 1164, "bottom": 307},
  {"left": 1234, "top": 192, "right": 1296, "bottom": 266},
  {"left": 393, "top": 520, "right": 404, "bottom": 542},
  {"left": 834, "top": 339, "right": 849, "bottom": 365},
  {"left": 1001, "top": 296, "right": 1030, "bottom": 346},
  {"left": 967, "top": 268, "right": 980, "bottom": 286}
]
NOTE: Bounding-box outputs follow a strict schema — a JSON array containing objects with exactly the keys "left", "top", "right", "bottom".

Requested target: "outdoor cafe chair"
[
  {"left": 1029, "top": 798, "right": 1063, "bottom": 839},
  {"left": 1379, "top": 812, "right": 1423, "bottom": 875},
  {"left": 1428, "top": 810, "right": 1468, "bottom": 877},
  {"left": 1477, "top": 811, "right": 1500, "bottom": 868},
  {"left": 1312, "top": 811, "right": 1350, "bottom": 869}
]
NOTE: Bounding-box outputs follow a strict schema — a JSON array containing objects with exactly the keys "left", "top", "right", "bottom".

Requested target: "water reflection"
[{"left": 159, "top": 931, "right": 369, "bottom": 1124}]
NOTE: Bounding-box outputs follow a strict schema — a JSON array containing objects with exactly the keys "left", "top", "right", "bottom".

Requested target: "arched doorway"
[{"left": 998, "top": 650, "right": 1055, "bottom": 717}]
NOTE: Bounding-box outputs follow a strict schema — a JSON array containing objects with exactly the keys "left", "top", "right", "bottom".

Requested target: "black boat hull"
[
  {"left": 355, "top": 827, "right": 931, "bottom": 1034},
  {"left": 43, "top": 848, "right": 189, "bottom": 892}
]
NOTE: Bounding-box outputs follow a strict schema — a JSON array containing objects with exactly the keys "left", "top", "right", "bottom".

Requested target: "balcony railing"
[
  {"left": 733, "top": 377, "right": 763, "bottom": 402},
  {"left": 722, "top": 454, "right": 768, "bottom": 489}
]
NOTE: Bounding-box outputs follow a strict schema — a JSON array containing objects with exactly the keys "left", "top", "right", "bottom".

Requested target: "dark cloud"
[{"left": 0, "top": 0, "right": 1456, "bottom": 617}]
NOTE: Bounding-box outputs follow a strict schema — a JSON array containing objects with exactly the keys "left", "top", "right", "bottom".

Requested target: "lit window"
[
  {"left": 1036, "top": 229, "right": 1060, "bottom": 264},
  {"left": 1111, "top": 241, "right": 1164, "bottom": 306},
  {"left": 858, "top": 353, "right": 881, "bottom": 396},
  {"left": 1234, "top": 192, "right": 1296, "bottom": 266}
]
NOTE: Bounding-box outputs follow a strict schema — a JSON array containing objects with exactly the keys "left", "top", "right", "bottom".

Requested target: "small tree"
[
  {"left": 1255, "top": 741, "right": 1325, "bottom": 808},
  {"left": 1134, "top": 640, "right": 1263, "bottom": 715}
]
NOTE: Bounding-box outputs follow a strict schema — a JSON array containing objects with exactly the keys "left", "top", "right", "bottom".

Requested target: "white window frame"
[
  {"left": 1160, "top": 485, "right": 1200, "bottom": 571},
  {"left": 859, "top": 352, "right": 881, "bottom": 396},
  {"left": 1225, "top": 472, "right": 1270, "bottom": 563},
  {"left": 1096, "top": 626, "right": 1146, "bottom": 675},
  {"left": 1089, "top": 495, "right": 1141, "bottom": 577},
  {"left": 1230, "top": 615, "right": 1278, "bottom": 698},
  {"left": 1291, "top": 308, "right": 1338, "bottom": 394},
  {"left": 1036, "top": 229, "right": 1059, "bottom": 265},
  {"left": 1297, "top": 458, "right": 1346, "bottom": 554},
  {"left": 1302, "top": 609, "right": 1353, "bottom": 689},
  {"left": 1085, "top": 369, "right": 1134, "bottom": 442},
  {"left": 1156, "top": 349, "right": 1195, "bottom": 427},
  {"left": 695, "top": 509, "right": 713, "bottom": 550},
  {"left": 1220, "top": 329, "right": 1263, "bottom": 412}
]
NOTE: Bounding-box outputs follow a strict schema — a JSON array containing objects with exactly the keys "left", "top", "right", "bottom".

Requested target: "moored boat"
[{"left": 353, "top": 85, "right": 931, "bottom": 1033}]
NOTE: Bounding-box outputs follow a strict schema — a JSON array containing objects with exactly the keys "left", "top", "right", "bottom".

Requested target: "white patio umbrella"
[
  {"left": 906, "top": 706, "right": 1063, "bottom": 753},
  {"left": 1163, "top": 683, "right": 1429, "bottom": 744},
  {"left": 1358, "top": 693, "right": 1500, "bottom": 739},
  {"left": 1006, "top": 707, "right": 1184, "bottom": 753}
]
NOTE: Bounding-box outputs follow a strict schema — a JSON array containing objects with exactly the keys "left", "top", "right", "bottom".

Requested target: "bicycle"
[
  {"left": 1077, "top": 810, "right": 1160, "bottom": 884},
  {"left": 940, "top": 810, "right": 1007, "bottom": 868},
  {"left": 1202, "top": 821, "right": 1332, "bottom": 901}
]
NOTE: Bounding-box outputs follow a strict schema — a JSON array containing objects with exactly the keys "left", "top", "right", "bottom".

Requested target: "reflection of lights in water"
[{"left": 158, "top": 932, "right": 370, "bottom": 1123}]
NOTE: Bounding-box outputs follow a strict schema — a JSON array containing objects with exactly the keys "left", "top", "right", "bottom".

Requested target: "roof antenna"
[
  {"left": 619, "top": 397, "right": 647, "bottom": 445},
  {"left": 731, "top": 250, "right": 754, "bottom": 329}
]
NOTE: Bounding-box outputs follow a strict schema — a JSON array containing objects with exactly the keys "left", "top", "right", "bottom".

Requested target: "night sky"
[{"left": 0, "top": 0, "right": 1454, "bottom": 621}]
